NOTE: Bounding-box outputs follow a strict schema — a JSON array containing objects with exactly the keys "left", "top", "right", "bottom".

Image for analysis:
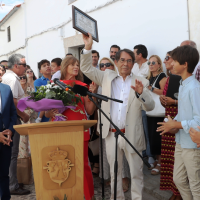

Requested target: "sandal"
[
  {"left": 169, "top": 194, "right": 176, "bottom": 200},
  {"left": 151, "top": 164, "right": 161, "bottom": 175},
  {"left": 122, "top": 178, "right": 129, "bottom": 193},
  {"left": 175, "top": 195, "right": 183, "bottom": 200},
  {"left": 148, "top": 160, "right": 158, "bottom": 170},
  {"left": 92, "top": 166, "right": 99, "bottom": 176}
]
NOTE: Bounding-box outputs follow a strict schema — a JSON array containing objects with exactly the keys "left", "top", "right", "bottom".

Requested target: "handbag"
[
  {"left": 146, "top": 73, "right": 165, "bottom": 117},
  {"left": 88, "top": 129, "right": 99, "bottom": 156},
  {"left": 17, "top": 157, "right": 32, "bottom": 185}
]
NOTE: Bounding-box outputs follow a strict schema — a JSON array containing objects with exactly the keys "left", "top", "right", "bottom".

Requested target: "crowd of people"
[{"left": 0, "top": 34, "right": 200, "bottom": 200}]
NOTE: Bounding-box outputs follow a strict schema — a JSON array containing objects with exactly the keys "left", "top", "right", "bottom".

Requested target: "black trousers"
[{"left": 0, "top": 143, "right": 12, "bottom": 200}]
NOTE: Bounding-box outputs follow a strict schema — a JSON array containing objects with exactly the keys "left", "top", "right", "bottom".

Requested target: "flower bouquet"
[{"left": 17, "top": 82, "right": 82, "bottom": 121}]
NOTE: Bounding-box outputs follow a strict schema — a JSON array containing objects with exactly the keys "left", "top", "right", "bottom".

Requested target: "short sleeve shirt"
[{"left": 2, "top": 70, "right": 24, "bottom": 100}]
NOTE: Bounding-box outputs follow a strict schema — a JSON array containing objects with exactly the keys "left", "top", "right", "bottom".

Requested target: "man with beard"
[{"left": 110, "top": 45, "right": 120, "bottom": 61}]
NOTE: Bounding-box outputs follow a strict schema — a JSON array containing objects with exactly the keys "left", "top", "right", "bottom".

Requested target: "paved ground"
[{"left": 11, "top": 165, "right": 172, "bottom": 200}]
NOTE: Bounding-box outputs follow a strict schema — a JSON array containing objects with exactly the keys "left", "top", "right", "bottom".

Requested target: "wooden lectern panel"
[
  {"left": 29, "top": 126, "right": 84, "bottom": 200},
  {"left": 14, "top": 120, "right": 97, "bottom": 200}
]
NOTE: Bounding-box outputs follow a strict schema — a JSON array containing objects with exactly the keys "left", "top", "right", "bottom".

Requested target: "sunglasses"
[
  {"left": 19, "top": 76, "right": 27, "bottom": 80},
  {"left": 26, "top": 70, "right": 33, "bottom": 74},
  {"left": 147, "top": 61, "right": 157, "bottom": 65},
  {"left": 100, "top": 63, "right": 112, "bottom": 68},
  {"left": 165, "top": 56, "right": 171, "bottom": 61},
  {"left": 17, "top": 63, "right": 27, "bottom": 67}
]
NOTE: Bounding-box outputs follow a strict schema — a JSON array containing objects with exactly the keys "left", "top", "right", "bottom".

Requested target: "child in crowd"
[
  {"left": 51, "top": 58, "right": 62, "bottom": 80},
  {"left": 34, "top": 59, "right": 51, "bottom": 123},
  {"left": 157, "top": 45, "right": 200, "bottom": 200}
]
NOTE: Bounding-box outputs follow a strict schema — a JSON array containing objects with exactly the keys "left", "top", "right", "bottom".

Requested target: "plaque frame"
[{"left": 72, "top": 5, "right": 99, "bottom": 42}]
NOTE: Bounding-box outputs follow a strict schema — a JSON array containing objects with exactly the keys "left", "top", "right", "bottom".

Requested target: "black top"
[
  {"left": 166, "top": 74, "right": 181, "bottom": 99},
  {"left": 149, "top": 72, "right": 166, "bottom": 89}
]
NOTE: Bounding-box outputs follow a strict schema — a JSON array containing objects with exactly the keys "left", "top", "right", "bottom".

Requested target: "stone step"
[{"left": 143, "top": 165, "right": 172, "bottom": 200}]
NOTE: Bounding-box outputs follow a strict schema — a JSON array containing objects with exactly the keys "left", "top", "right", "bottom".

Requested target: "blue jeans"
[{"left": 142, "top": 110, "right": 153, "bottom": 157}]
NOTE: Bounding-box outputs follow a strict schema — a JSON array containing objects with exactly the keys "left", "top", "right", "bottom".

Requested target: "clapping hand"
[
  {"left": 157, "top": 115, "right": 178, "bottom": 135},
  {"left": 82, "top": 33, "right": 93, "bottom": 50},
  {"left": 89, "top": 82, "right": 98, "bottom": 94},
  {"left": 189, "top": 126, "right": 200, "bottom": 147},
  {"left": 131, "top": 79, "right": 143, "bottom": 95},
  {"left": 0, "top": 129, "right": 12, "bottom": 146},
  {"left": 160, "top": 95, "right": 174, "bottom": 106}
]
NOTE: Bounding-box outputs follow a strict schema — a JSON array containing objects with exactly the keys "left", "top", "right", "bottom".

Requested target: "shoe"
[
  {"left": 148, "top": 160, "right": 158, "bottom": 170},
  {"left": 151, "top": 163, "right": 161, "bottom": 175},
  {"left": 19, "top": 183, "right": 24, "bottom": 189},
  {"left": 169, "top": 194, "right": 176, "bottom": 200},
  {"left": 10, "top": 187, "right": 30, "bottom": 195},
  {"left": 92, "top": 166, "right": 99, "bottom": 176}
]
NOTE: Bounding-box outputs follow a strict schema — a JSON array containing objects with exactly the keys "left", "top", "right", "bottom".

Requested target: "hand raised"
[
  {"left": 131, "top": 79, "right": 143, "bottom": 95},
  {"left": 82, "top": 33, "right": 93, "bottom": 50}
]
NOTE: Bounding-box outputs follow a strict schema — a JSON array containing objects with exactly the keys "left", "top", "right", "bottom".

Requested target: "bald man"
[{"left": 180, "top": 40, "right": 200, "bottom": 77}]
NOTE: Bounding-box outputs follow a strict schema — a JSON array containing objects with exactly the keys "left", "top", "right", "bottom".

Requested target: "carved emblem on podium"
[{"left": 43, "top": 147, "right": 75, "bottom": 188}]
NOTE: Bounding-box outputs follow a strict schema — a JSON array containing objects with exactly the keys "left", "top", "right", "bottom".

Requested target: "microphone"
[
  {"left": 72, "top": 84, "right": 108, "bottom": 102},
  {"left": 53, "top": 78, "right": 72, "bottom": 91}
]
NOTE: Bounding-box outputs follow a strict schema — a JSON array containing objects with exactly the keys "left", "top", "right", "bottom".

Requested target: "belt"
[{"left": 109, "top": 128, "right": 125, "bottom": 133}]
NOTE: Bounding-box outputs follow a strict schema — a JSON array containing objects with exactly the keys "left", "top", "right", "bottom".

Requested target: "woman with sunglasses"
[
  {"left": 26, "top": 68, "right": 36, "bottom": 89},
  {"left": 159, "top": 52, "right": 182, "bottom": 200},
  {"left": 146, "top": 55, "right": 167, "bottom": 175},
  {"left": 18, "top": 74, "right": 37, "bottom": 183},
  {"left": 0, "top": 64, "right": 6, "bottom": 82}
]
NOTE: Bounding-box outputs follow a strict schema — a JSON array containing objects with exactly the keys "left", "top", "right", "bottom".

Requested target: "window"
[
  {"left": 7, "top": 26, "right": 11, "bottom": 42},
  {"left": 68, "top": 0, "right": 76, "bottom": 5}
]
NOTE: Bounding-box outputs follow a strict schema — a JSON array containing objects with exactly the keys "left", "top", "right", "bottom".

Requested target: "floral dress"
[{"left": 18, "top": 86, "right": 38, "bottom": 158}]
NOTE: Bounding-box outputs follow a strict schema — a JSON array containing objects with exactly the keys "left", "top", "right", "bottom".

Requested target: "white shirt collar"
[{"left": 6, "top": 69, "right": 20, "bottom": 80}]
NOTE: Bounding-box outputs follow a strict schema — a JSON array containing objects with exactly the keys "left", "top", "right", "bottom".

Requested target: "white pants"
[{"left": 105, "top": 131, "right": 143, "bottom": 200}]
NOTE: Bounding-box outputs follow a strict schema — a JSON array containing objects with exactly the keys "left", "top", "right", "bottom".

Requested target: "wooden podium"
[{"left": 14, "top": 120, "right": 97, "bottom": 200}]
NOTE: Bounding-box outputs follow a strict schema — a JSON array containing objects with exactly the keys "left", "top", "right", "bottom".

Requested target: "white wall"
[
  {"left": 0, "top": 5, "right": 26, "bottom": 60},
  {"left": 188, "top": 0, "right": 200, "bottom": 52},
  {"left": 0, "top": 0, "right": 190, "bottom": 76}
]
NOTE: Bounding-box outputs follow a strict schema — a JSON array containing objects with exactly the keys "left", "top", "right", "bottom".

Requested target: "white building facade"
[{"left": 0, "top": 0, "right": 199, "bottom": 77}]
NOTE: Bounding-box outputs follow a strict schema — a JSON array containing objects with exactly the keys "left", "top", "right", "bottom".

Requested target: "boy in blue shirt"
[
  {"left": 34, "top": 59, "right": 51, "bottom": 122},
  {"left": 157, "top": 45, "right": 200, "bottom": 200}
]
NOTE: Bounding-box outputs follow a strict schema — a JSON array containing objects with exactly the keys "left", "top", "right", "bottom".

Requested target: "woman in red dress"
[
  {"left": 159, "top": 51, "right": 182, "bottom": 200},
  {"left": 46, "top": 56, "right": 98, "bottom": 200}
]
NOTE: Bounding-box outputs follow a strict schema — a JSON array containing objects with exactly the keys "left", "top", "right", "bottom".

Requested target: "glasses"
[
  {"left": 147, "top": 61, "right": 157, "bottom": 65},
  {"left": 19, "top": 76, "right": 27, "bottom": 80},
  {"left": 100, "top": 63, "right": 112, "bottom": 68},
  {"left": 119, "top": 58, "right": 132, "bottom": 64},
  {"left": 17, "top": 63, "right": 27, "bottom": 67},
  {"left": 26, "top": 70, "right": 33, "bottom": 74},
  {"left": 165, "top": 56, "right": 171, "bottom": 61}
]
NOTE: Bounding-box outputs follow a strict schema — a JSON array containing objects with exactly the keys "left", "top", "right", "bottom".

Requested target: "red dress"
[
  {"left": 53, "top": 80, "right": 94, "bottom": 200},
  {"left": 160, "top": 77, "right": 180, "bottom": 195}
]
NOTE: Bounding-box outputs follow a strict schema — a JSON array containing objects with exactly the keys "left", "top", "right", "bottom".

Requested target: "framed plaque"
[{"left": 72, "top": 6, "right": 99, "bottom": 42}]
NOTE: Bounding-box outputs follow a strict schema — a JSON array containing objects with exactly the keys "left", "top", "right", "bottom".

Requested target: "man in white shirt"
[
  {"left": 81, "top": 33, "right": 155, "bottom": 200},
  {"left": 51, "top": 58, "right": 62, "bottom": 80},
  {"left": 132, "top": 44, "right": 149, "bottom": 77},
  {"left": 2, "top": 54, "right": 30, "bottom": 195}
]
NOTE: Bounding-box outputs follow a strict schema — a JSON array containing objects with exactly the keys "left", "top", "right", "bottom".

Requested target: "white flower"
[
  {"left": 46, "top": 89, "right": 50, "bottom": 93},
  {"left": 46, "top": 84, "right": 51, "bottom": 89}
]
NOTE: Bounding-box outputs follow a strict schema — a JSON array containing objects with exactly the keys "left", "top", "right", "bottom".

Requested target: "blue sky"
[{"left": 0, "top": 0, "right": 24, "bottom": 21}]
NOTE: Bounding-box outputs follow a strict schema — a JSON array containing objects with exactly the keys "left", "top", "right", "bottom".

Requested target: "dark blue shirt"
[{"left": 34, "top": 76, "right": 50, "bottom": 122}]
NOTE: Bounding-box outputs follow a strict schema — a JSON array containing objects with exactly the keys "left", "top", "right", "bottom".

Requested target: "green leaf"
[{"left": 45, "top": 91, "right": 56, "bottom": 99}]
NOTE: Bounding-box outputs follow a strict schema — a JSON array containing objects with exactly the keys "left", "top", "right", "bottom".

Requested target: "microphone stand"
[
  {"left": 87, "top": 94, "right": 151, "bottom": 200},
  {"left": 98, "top": 98, "right": 105, "bottom": 200}
]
